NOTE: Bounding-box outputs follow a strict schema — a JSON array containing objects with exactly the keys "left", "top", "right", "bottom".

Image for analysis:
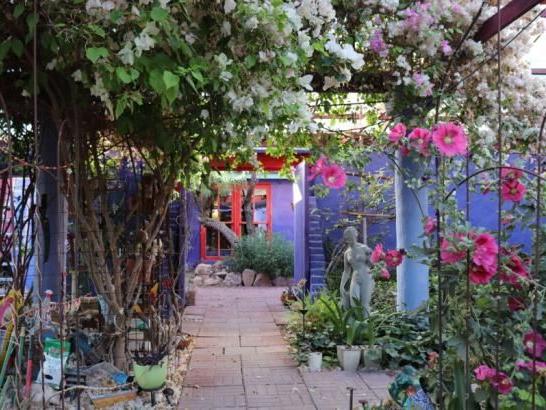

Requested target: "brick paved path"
[{"left": 179, "top": 287, "right": 393, "bottom": 410}]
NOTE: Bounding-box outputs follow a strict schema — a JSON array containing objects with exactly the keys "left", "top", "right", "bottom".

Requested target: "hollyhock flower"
[
  {"left": 502, "top": 254, "right": 529, "bottom": 285},
  {"left": 371, "top": 244, "right": 385, "bottom": 263},
  {"left": 501, "top": 167, "right": 524, "bottom": 181},
  {"left": 440, "top": 40, "right": 453, "bottom": 56},
  {"left": 308, "top": 155, "right": 328, "bottom": 181},
  {"left": 408, "top": 128, "right": 432, "bottom": 156},
  {"left": 472, "top": 233, "right": 498, "bottom": 274},
  {"left": 516, "top": 360, "right": 546, "bottom": 374},
  {"left": 469, "top": 263, "right": 495, "bottom": 285},
  {"left": 321, "top": 164, "right": 347, "bottom": 189},
  {"left": 370, "top": 30, "right": 388, "bottom": 57},
  {"left": 379, "top": 268, "right": 390, "bottom": 280},
  {"left": 385, "top": 249, "right": 404, "bottom": 268},
  {"left": 501, "top": 180, "right": 526, "bottom": 202},
  {"left": 523, "top": 330, "right": 546, "bottom": 358},
  {"left": 432, "top": 123, "right": 469, "bottom": 157},
  {"left": 440, "top": 235, "right": 466, "bottom": 264},
  {"left": 474, "top": 365, "right": 496, "bottom": 381},
  {"left": 490, "top": 372, "right": 513, "bottom": 394},
  {"left": 508, "top": 296, "right": 526, "bottom": 312},
  {"left": 388, "top": 123, "right": 406, "bottom": 143},
  {"left": 423, "top": 217, "right": 437, "bottom": 235}
]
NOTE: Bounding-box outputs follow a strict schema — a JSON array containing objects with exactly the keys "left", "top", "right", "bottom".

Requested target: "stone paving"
[{"left": 178, "top": 287, "right": 393, "bottom": 410}]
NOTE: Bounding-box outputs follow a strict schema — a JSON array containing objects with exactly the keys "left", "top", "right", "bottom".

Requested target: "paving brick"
[
  {"left": 183, "top": 367, "right": 243, "bottom": 387},
  {"left": 179, "top": 385, "right": 246, "bottom": 409},
  {"left": 243, "top": 367, "right": 304, "bottom": 386},
  {"left": 245, "top": 384, "right": 314, "bottom": 408},
  {"left": 240, "top": 335, "right": 286, "bottom": 347}
]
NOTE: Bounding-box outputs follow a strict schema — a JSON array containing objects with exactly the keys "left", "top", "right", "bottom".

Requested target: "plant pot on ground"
[
  {"left": 361, "top": 345, "right": 382, "bottom": 371},
  {"left": 308, "top": 351, "right": 323, "bottom": 372},
  {"left": 133, "top": 350, "right": 168, "bottom": 391},
  {"left": 338, "top": 319, "right": 364, "bottom": 372}
]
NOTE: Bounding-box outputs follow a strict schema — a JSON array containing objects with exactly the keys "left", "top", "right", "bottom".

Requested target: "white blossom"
[{"left": 224, "top": 0, "right": 236, "bottom": 14}]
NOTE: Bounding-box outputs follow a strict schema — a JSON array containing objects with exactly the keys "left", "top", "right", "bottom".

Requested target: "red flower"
[
  {"left": 379, "top": 268, "right": 391, "bottom": 280},
  {"left": 472, "top": 233, "right": 498, "bottom": 275},
  {"left": 389, "top": 123, "right": 407, "bottom": 143},
  {"left": 516, "top": 360, "right": 546, "bottom": 374},
  {"left": 502, "top": 254, "right": 529, "bottom": 285},
  {"left": 523, "top": 330, "right": 546, "bottom": 359},
  {"left": 431, "top": 122, "right": 469, "bottom": 157},
  {"left": 321, "top": 164, "right": 347, "bottom": 189},
  {"left": 507, "top": 296, "right": 526, "bottom": 312},
  {"left": 385, "top": 249, "right": 404, "bottom": 268},
  {"left": 501, "top": 167, "right": 524, "bottom": 181},
  {"left": 423, "top": 217, "right": 437, "bottom": 235},
  {"left": 371, "top": 244, "right": 385, "bottom": 263},
  {"left": 308, "top": 155, "right": 328, "bottom": 181},
  {"left": 408, "top": 128, "right": 431, "bottom": 156},
  {"left": 469, "top": 263, "right": 495, "bottom": 285},
  {"left": 474, "top": 365, "right": 496, "bottom": 381},
  {"left": 490, "top": 372, "right": 513, "bottom": 395},
  {"left": 501, "top": 180, "right": 526, "bottom": 202},
  {"left": 440, "top": 234, "right": 466, "bottom": 264}
]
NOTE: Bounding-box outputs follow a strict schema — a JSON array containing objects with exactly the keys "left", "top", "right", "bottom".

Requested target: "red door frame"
[{"left": 200, "top": 183, "right": 272, "bottom": 261}]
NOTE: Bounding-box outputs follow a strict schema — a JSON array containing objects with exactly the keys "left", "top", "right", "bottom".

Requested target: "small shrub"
[{"left": 226, "top": 231, "right": 293, "bottom": 279}]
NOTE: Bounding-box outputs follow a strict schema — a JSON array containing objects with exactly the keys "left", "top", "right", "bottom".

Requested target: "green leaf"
[
  {"left": 85, "top": 47, "right": 108, "bottom": 63},
  {"left": 0, "top": 41, "right": 10, "bottom": 61},
  {"left": 244, "top": 55, "right": 257, "bottom": 68},
  {"left": 162, "top": 70, "right": 179, "bottom": 89},
  {"left": 115, "top": 98, "right": 127, "bottom": 119},
  {"left": 115, "top": 67, "right": 132, "bottom": 84},
  {"left": 88, "top": 24, "right": 106, "bottom": 38},
  {"left": 150, "top": 7, "right": 169, "bottom": 22},
  {"left": 190, "top": 69, "right": 204, "bottom": 84},
  {"left": 13, "top": 4, "right": 25, "bottom": 18},
  {"left": 11, "top": 39, "right": 24, "bottom": 58},
  {"left": 110, "top": 9, "right": 123, "bottom": 23},
  {"left": 148, "top": 69, "right": 165, "bottom": 93}
]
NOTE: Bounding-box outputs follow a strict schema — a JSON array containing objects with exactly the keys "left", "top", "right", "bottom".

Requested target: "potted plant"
[
  {"left": 360, "top": 311, "right": 395, "bottom": 371},
  {"left": 338, "top": 319, "right": 365, "bottom": 372}
]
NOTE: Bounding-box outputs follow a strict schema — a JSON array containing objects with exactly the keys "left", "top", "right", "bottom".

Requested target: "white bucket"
[{"left": 308, "top": 352, "right": 323, "bottom": 372}]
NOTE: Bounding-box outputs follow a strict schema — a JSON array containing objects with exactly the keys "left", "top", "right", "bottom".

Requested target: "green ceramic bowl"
[{"left": 134, "top": 359, "right": 167, "bottom": 390}]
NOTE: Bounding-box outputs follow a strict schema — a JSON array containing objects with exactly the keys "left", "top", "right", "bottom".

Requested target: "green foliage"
[{"left": 226, "top": 232, "right": 293, "bottom": 279}]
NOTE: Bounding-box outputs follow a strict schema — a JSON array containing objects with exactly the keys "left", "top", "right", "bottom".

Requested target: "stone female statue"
[{"left": 340, "top": 226, "right": 374, "bottom": 316}]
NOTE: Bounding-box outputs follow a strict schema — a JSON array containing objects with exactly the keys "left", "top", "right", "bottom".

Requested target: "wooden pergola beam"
[{"left": 474, "top": 0, "right": 543, "bottom": 42}]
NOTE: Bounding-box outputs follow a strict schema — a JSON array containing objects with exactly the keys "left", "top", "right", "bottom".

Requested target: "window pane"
[
  {"left": 219, "top": 224, "right": 232, "bottom": 256},
  {"left": 219, "top": 195, "right": 232, "bottom": 222},
  {"left": 206, "top": 228, "right": 219, "bottom": 256}
]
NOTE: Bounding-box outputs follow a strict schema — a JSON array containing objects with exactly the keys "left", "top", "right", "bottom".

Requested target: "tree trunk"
[
  {"left": 112, "top": 327, "right": 127, "bottom": 371},
  {"left": 199, "top": 217, "right": 239, "bottom": 247},
  {"left": 242, "top": 172, "right": 256, "bottom": 235}
]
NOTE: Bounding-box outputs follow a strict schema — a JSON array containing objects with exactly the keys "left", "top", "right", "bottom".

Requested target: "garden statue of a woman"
[{"left": 340, "top": 226, "right": 374, "bottom": 316}]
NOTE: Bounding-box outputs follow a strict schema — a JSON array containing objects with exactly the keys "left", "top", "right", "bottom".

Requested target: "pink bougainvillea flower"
[
  {"left": 501, "top": 167, "right": 524, "bottom": 181},
  {"left": 308, "top": 155, "right": 328, "bottom": 181},
  {"left": 379, "top": 268, "right": 391, "bottom": 280},
  {"left": 501, "top": 180, "right": 526, "bottom": 202},
  {"left": 388, "top": 123, "right": 407, "bottom": 143},
  {"left": 371, "top": 244, "right": 385, "bottom": 264},
  {"left": 472, "top": 233, "right": 498, "bottom": 274},
  {"left": 408, "top": 128, "right": 432, "bottom": 156},
  {"left": 440, "top": 40, "right": 453, "bottom": 56},
  {"left": 469, "top": 263, "right": 495, "bottom": 285},
  {"left": 490, "top": 371, "right": 513, "bottom": 395},
  {"left": 423, "top": 217, "right": 437, "bottom": 235},
  {"left": 385, "top": 249, "right": 404, "bottom": 268},
  {"left": 508, "top": 296, "right": 526, "bottom": 312},
  {"left": 370, "top": 30, "right": 389, "bottom": 57},
  {"left": 516, "top": 360, "right": 546, "bottom": 374},
  {"left": 432, "top": 123, "right": 469, "bottom": 157},
  {"left": 523, "top": 330, "right": 546, "bottom": 359},
  {"left": 440, "top": 235, "right": 466, "bottom": 264},
  {"left": 321, "top": 164, "right": 347, "bottom": 189},
  {"left": 474, "top": 365, "right": 496, "bottom": 381}
]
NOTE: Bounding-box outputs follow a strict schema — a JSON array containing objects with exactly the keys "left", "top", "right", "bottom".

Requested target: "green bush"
[{"left": 226, "top": 231, "right": 293, "bottom": 279}]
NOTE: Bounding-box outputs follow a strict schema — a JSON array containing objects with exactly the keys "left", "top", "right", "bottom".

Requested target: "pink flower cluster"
[
  {"left": 370, "top": 30, "right": 388, "bottom": 57},
  {"left": 523, "top": 330, "right": 546, "bottom": 359},
  {"left": 500, "top": 248, "right": 529, "bottom": 287},
  {"left": 440, "top": 231, "right": 498, "bottom": 285},
  {"left": 501, "top": 166, "right": 526, "bottom": 203},
  {"left": 371, "top": 244, "right": 405, "bottom": 280},
  {"left": 388, "top": 122, "right": 468, "bottom": 157},
  {"left": 308, "top": 156, "right": 347, "bottom": 189},
  {"left": 474, "top": 365, "right": 513, "bottom": 394}
]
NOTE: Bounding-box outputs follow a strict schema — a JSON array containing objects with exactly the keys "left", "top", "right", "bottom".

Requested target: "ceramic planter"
[
  {"left": 361, "top": 345, "right": 382, "bottom": 370},
  {"left": 308, "top": 352, "right": 322, "bottom": 372},
  {"left": 133, "top": 359, "right": 167, "bottom": 390},
  {"left": 338, "top": 345, "right": 362, "bottom": 372}
]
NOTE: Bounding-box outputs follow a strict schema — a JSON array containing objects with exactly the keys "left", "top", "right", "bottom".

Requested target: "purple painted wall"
[
  {"left": 271, "top": 180, "right": 294, "bottom": 242},
  {"left": 293, "top": 162, "right": 308, "bottom": 282}
]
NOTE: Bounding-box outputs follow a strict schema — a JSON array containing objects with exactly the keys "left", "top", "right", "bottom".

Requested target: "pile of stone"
[{"left": 191, "top": 263, "right": 291, "bottom": 287}]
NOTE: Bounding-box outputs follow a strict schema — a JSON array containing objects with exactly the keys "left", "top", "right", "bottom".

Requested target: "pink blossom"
[
  {"left": 423, "top": 217, "right": 437, "bottom": 235},
  {"left": 516, "top": 360, "right": 546, "bottom": 373},
  {"left": 371, "top": 244, "right": 385, "bottom": 263},
  {"left": 385, "top": 250, "right": 404, "bottom": 268},
  {"left": 472, "top": 233, "right": 498, "bottom": 275},
  {"left": 389, "top": 123, "right": 407, "bottom": 144},
  {"left": 474, "top": 365, "right": 496, "bottom": 381},
  {"left": 508, "top": 296, "right": 526, "bottom": 312},
  {"left": 523, "top": 330, "right": 546, "bottom": 359},
  {"left": 440, "top": 235, "right": 466, "bottom": 264},
  {"left": 490, "top": 372, "right": 513, "bottom": 394},
  {"left": 501, "top": 180, "right": 526, "bottom": 202},
  {"left": 440, "top": 40, "right": 453, "bottom": 56},
  {"left": 321, "top": 164, "right": 347, "bottom": 189},
  {"left": 408, "top": 128, "right": 432, "bottom": 156},
  {"left": 501, "top": 167, "right": 524, "bottom": 181},
  {"left": 379, "top": 268, "right": 391, "bottom": 280},
  {"left": 370, "top": 30, "right": 388, "bottom": 57},
  {"left": 308, "top": 155, "right": 328, "bottom": 181},
  {"left": 469, "top": 263, "right": 495, "bottom": 285},
  {"left": 502, "top": 254, "right": 529, "bottom": 285},
  {"left": 432, "top": 123, "right": 469, "bottom": 157}
]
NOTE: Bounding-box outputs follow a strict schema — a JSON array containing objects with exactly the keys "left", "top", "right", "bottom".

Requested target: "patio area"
[{"left": 179, "top": 287, "right": 393, "bottom": 410}]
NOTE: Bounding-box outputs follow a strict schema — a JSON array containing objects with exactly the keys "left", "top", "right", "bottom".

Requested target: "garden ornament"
[
  {"left": 340, "top": 226, "right": 374, "bottom": 317},
  {"left": 388, "top": 365, "right": 434, "bottom": 410}
]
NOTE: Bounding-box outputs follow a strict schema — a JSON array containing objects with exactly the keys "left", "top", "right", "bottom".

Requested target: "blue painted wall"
[{"left": 271, "top": 180, "right": 294, "bottom": 242}]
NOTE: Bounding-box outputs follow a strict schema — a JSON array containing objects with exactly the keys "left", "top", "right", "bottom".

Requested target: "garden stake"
[
  {"left": 347, "top": 386, "right": 354, "bottom": 410},
  {"left": 24, "top": 334, "right": 33, "bottom": 400}
]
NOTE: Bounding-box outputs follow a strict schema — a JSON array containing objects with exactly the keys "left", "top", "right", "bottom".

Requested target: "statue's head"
[{"left": 343, "top": 226, "right": 358, "bottom": 245}]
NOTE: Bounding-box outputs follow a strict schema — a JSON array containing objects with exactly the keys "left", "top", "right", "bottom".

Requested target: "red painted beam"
[
  {"left": 474, "top": 0, "right": 542, "bottom": 42},
  {"left": 210, "top": 152, "right": 308, "bottom": 172}
]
